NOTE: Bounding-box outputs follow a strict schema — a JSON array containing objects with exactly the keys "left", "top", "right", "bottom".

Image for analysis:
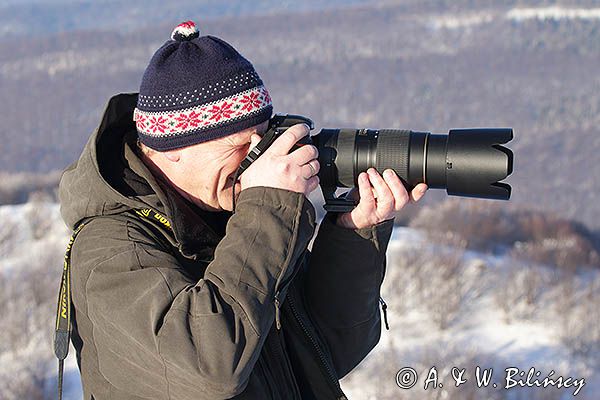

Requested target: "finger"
[
  {"left": 247, "top": 133, "right": 262, "bottom": 156},
  {"left": 249, "top": 133, "right": 262, "bottom": 149},
  {"left": 302, "top": 159, "right": 320, "bottom": 179},
  {"left": 356, "top": 172, "right": 376, "bottom": 211},
  {"left": 289, "top": 144, "right": 319, "bottom": 164},
  {"left": 267, "top": 124, "right": 310, "bottom": 156},
  {"left": 382, "top": 169, "right": 410, "bottom": 211},
  {"left": 410, "top": 183, "right": 428, "bottom": 202},
  {"left": 367, "top": 168, "right": 394, "bottom": 212}
]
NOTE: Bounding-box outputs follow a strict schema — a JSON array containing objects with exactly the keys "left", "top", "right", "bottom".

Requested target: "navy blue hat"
[{"left": 134, "top": 21, "right": 273, "bottom": 151}]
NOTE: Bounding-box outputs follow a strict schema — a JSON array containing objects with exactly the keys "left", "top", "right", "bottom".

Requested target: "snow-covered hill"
[
  {"left": 341, "top": 227, "right": 600, "bottom": 400},
  {"left": 0, "top": 201, "right": 80, "bottom": 399}
]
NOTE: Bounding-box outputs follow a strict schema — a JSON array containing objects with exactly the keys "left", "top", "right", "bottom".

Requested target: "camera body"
[{"left": 237, "top": 114, "right": 315, "bottom": 174}]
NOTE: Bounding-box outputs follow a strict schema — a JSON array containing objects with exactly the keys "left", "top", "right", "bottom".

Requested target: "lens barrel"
[{"left": 313, "top": 127, "right": 513, "bottom": 200}]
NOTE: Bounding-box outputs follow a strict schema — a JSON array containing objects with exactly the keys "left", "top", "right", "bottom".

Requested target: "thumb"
[{"left": 250, "top": 133, "right": 262, "bottom": 150}]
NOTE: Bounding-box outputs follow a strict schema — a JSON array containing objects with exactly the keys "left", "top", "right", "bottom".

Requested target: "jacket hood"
[{"left": 59, "top": 93, "right": 229, "bottom": 256}]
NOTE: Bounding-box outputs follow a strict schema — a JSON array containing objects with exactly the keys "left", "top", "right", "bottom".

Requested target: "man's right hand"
[{"left": 240, "top": 123, "right": 320, "bottom": 197}]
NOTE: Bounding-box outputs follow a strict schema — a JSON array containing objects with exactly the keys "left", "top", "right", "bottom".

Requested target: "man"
[{"left": 59, "top": 21, "right": 427, "bottom": 399}]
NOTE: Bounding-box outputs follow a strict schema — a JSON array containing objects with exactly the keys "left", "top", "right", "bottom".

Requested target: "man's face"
[{"left": 172, "top": 120, "right": 269, "bottom": 212}]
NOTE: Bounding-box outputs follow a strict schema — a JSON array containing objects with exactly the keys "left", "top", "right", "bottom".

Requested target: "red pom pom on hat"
[{"left": 171, "top": 21, "right": 200, "bottom": 41}]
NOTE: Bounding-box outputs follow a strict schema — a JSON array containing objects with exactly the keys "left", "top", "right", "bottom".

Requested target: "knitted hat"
[{"left": 133, "top": 21, "right": 273, "bottom": 151}]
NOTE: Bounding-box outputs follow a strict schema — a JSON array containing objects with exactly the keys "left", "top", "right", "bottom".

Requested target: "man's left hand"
[{"left": 336, "top": 168, "right": 428, "bottom": 230}]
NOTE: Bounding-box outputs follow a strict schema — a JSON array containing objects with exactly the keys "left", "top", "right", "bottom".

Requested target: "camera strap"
[{"left": 53, "top": 208, "right": 173, "bottom": 400}]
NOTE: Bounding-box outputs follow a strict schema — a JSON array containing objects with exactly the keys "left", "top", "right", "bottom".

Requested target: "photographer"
[{"left": 59, "top": 21, "right": 427, "bottom": 399}]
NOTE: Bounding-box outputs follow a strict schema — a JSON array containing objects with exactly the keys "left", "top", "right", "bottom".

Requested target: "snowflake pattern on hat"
[{"left": 134, "top": 86, "right": 271, "bottom": 137}]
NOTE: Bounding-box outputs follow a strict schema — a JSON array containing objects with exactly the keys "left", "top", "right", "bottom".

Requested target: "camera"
[{"left": 237, "top": 114, "right": 514, "bottom": 212}]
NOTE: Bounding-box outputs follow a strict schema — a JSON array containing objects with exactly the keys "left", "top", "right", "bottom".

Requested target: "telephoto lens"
[{"left": 312, "top": 127, "right": 513, "bottom": 203}]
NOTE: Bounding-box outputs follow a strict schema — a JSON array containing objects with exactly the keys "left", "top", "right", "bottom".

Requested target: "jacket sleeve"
[
  {"left": 73, "top": 187, "right": 315, "bottom": 399},
  {"left": 303, "top": 213, "right": 394, "bottom": 379}
]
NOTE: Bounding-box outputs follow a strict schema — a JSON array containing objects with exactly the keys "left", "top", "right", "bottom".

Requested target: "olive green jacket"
[{"left": 59, "top": 93, "right": 393, "bottom": 399}]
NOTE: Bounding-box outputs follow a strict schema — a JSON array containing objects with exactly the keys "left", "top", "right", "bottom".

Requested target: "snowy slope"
[
  {"left": 0, "top": 201, "right": 81, "bottom": 399},
  {"left": 340, "top": 228, "right": 600, "bottom": 400}
]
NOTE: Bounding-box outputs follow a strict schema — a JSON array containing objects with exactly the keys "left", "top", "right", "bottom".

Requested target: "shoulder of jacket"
[{"left": 72, "top": 212, "right": 176, "bottom": 259}]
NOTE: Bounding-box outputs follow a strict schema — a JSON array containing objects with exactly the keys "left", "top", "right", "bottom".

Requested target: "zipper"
[
  {"left": 287, "top": 288, "right": 347, "bottom": 400},
  {"left": 379, "top": 296, "right": 390, "bottom": 330},
  {"left": 274, "top": 292, "right": 282, "bottom": 330},
  {"left": 273, "top": 259, "right": 303, "bottom": 331}
]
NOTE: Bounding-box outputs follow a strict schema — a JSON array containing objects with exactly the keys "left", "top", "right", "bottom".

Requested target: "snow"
[
  {"left": 426, "top": 6, "right": 600, "bottom": 32},
  {"left": 40, "top": 348, "right": 84, "bottom": 400},
  {"left": 340, "top": 227, "right": 600, "bottom": 399},
  {"left": 507, "top": 7, "right": 600, "bottom": 22},
  {"left": 0, "top": 201, "right": 81, "bottom": 399},
  {"left": 429, "top": 12, "right": 495, "bottom": 30},
  {"left": 0, "top": 201, "right": 68, "bottom": 274}
]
